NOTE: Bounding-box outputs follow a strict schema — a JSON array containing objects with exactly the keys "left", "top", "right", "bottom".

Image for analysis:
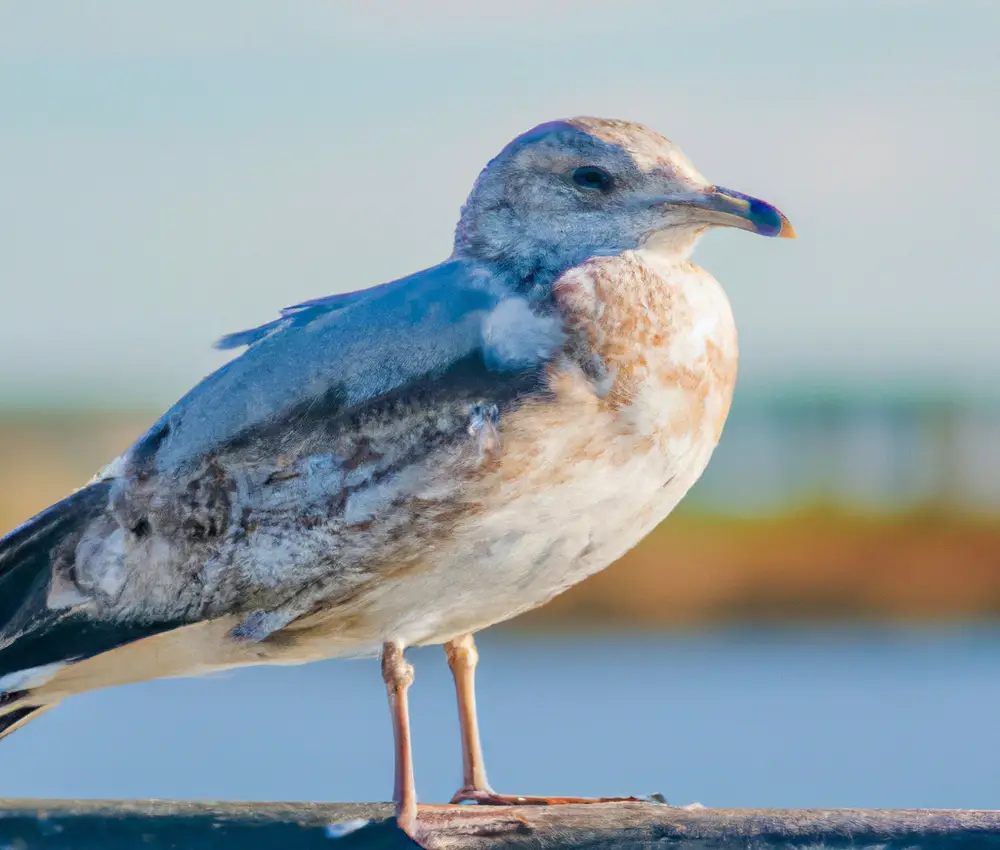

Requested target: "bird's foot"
[
  {"left": 394, "top": 804, "right": 422, "bottom": 845},
  {"left": 449, "top": 787, "right": 644, "bottom": 806}
]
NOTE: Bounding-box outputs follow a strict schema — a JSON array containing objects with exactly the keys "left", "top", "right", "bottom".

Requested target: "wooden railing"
[{"left": 1, "top": 800, "right": 998, "bottom": 849}]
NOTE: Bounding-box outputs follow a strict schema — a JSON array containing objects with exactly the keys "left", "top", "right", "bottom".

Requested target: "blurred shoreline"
[
  {"left": 2, "top": 410, "right": 997, "bottom": 629},
  {"left": 515, "top": 509, "right": 1000, "bottom": 629}
]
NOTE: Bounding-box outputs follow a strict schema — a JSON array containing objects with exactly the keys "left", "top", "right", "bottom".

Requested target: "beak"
[{"left": 672, "top": 185, "right": 796, "bottom": 239}]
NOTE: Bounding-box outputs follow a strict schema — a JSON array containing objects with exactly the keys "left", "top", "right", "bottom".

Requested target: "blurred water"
[
  {"left": 691, "top": 400, "right": 1000, "bottom": 514},
  {"left": 1, "top": 626, "right": 997, "bottom": 809}
]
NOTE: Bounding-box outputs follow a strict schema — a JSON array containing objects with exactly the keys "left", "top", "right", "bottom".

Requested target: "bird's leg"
[
  {"left": 445, "top": 634, "right": 494, "bottom": 801},
  {"left": 445, "top": 633, "right": 644, "bottom": 808},
  {"left": 382, "top": 641, "right": 418, "bottom": 837}
]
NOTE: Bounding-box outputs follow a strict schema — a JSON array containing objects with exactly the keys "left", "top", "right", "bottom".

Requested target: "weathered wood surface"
[{"left": 0, "top": 800, "right": 998, "bottom": 850}]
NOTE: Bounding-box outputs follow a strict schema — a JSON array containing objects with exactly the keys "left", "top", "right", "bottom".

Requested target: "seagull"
[{"left": 0, "top": 117, "right": 793, "bottom": 838}]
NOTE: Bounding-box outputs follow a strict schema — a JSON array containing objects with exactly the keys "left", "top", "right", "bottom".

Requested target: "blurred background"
[{"left": 1, "top": 0, "right": 998, "bottom": 811}]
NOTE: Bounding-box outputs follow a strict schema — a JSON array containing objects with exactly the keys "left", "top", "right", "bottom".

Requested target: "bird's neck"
[
  {"left": 456, "top": 239, "right": 634, "bottom": 301},
  {"left": 456, "top": 227, "right": 706, "bottom": 298},
  {"left": 639, "top": 225, "right": 708, "bottom": 260}
]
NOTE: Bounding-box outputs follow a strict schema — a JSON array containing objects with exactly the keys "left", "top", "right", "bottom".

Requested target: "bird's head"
[{"left": 454, "top": 117, "right": 794, "bottom": 282}]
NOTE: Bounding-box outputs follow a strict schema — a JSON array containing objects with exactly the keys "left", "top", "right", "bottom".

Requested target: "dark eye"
[{"left": 572, "top": 166, "right": 612, "bottom": 191}]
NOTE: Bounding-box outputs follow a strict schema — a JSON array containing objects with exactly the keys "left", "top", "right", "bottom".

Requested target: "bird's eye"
[{"left": 572, "top": 166, "right": 612, "bottom": 191}]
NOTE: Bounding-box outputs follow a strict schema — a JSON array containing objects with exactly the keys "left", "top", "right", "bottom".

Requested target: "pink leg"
[
  {"left": 445, "top": 634, "right": 494, "bottom": 801},
  {"left": 382, "top": 641, "right": 419, "bottom": 836},
  {"left": 444, "top": 633, "right": 641, "bottom": 807}
]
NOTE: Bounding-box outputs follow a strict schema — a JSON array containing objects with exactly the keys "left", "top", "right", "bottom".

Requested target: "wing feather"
[
  {"left": 0, "top": 258, "right": 562, "bottom": 710},
  {"left": 212, "top": 279, "right": 404, "bottom": 351},
  {"left": 136, "top": 259, "right": 553, "bottom": 476}
]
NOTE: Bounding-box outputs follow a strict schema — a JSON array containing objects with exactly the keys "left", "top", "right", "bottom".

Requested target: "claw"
[{"left": 450, "top": 787, "right": 643, "bottom": 806}]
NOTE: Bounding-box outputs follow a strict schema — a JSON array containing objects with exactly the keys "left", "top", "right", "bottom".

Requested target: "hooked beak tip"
[
  {"left": 775, "top": 214, "right": 797, "bottom": 240},
  {"left": 708, "top": 186, "right": 796, "bottom": 239}
]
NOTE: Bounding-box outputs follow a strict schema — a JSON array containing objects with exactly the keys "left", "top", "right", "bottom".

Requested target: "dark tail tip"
[{"left": 0, "top": 704, "right": 54, "bottom": 741}]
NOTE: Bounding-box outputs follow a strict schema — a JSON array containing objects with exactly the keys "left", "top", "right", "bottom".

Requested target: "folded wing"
[{"left": 0, "top": 259, "right": 562, "bottom": 732}]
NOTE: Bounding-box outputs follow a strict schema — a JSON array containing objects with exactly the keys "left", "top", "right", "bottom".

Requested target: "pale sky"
[{"left": 0, "top": 1, "right": 997, "bottom": 407}]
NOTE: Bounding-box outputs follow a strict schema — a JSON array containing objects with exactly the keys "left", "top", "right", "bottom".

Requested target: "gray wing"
[
  {"left": 0, "top": 258, "right": 563, "bottom": 699},
  {"left": 211, "top": 279, "right": 401, "bottom": 350},
  {"left": 132, "top": 259, "right": 553, "bottom": 476},
  {"left": 88, "top": 259, "right": 561, "bottom": 622}
]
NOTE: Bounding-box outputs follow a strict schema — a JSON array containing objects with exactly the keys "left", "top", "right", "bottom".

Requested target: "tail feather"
[
  {"left": 0, "top": 481, "right": 177, "bottom": 740},
  {"left": 0, "top": 485, "right": 106, "bottom": 571},
  {"left": 0, "top": 481, "right": 113, "bottom": 674},
  {"left": 0, "top": 704, "right": 56, "bottom": 741},
  {"left": 0, "top": 483, "right": 111, "bottom": 619}
]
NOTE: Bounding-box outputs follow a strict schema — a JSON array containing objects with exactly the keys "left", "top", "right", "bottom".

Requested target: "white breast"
[{"left": 346, "top": 251, "right": 738, "bottom": 649}]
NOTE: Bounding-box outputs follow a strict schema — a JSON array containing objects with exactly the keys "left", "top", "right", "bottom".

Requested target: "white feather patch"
[
  {"left": 0, "top": 662, "right": 65, "bottom": 693},
  {"left": 481, "top": 298, "right": 563, "bottom": 369}
]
